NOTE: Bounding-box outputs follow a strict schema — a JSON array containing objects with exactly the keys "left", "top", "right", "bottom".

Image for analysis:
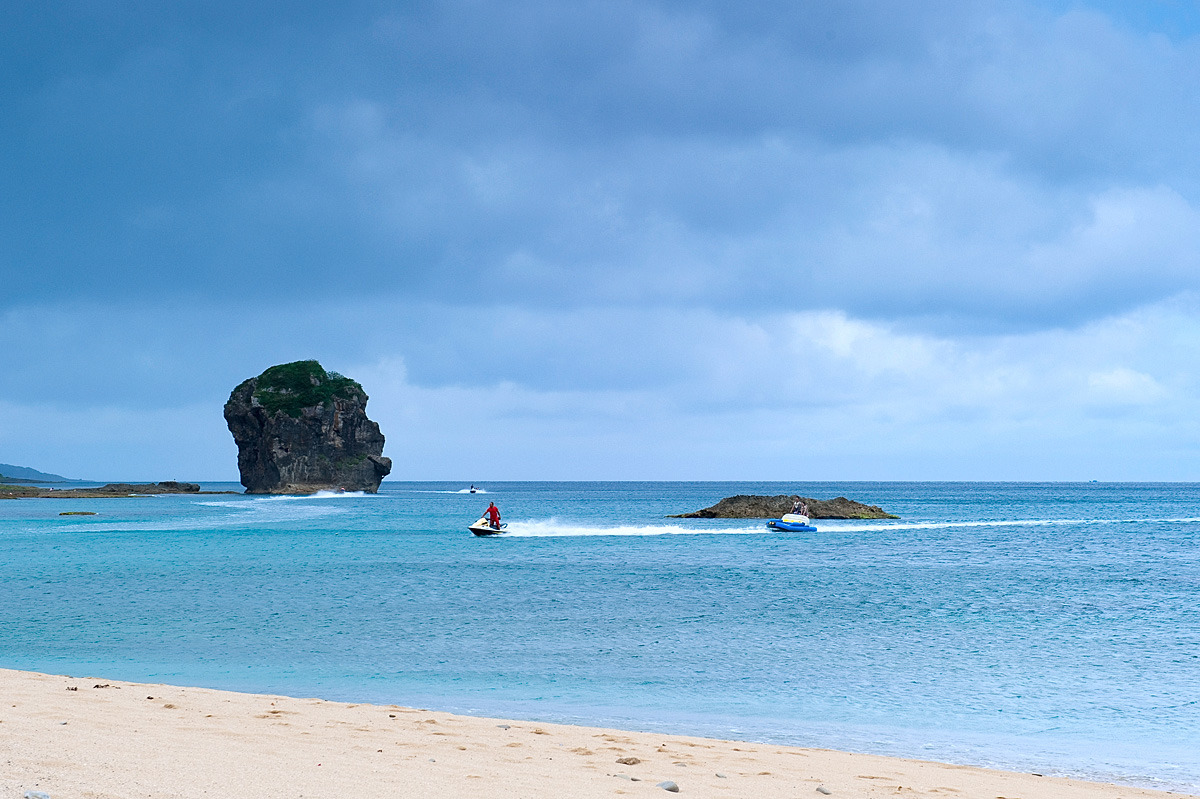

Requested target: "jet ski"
[
  {"left": 766, "top": 513, "right": 817, "bottom": 532},
  {"left": 469, "top": 516, "right": 506, "bottom": 536}
]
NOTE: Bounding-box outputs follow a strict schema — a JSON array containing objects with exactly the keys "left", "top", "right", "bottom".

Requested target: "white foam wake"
[
  {"left": 255, "top": 490, "right": 369, "bottom": 501},
  {"left": 821, "top": 516, "right": 1200, "bottom": 533},
  {"left": 405, "top": 488, "right": 490, "bottom": 494},
  {"left": 497, "top": 515, "right": 1200, "bottom": 537},
  {"left": 501, "top": 518, "right": 765, "bottom": 537}
]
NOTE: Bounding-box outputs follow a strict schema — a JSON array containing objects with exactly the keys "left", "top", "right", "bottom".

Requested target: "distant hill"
[{"left": 0, "top": 463, "right": 84, "bottom": 483}]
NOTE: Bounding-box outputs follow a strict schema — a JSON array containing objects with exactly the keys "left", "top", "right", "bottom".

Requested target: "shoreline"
[
  {"left": 2, "top": 668, "right": 1194, "bottom": 799},
  {"left": 0, "top": 481, "right": 240, "bottom": 499}
]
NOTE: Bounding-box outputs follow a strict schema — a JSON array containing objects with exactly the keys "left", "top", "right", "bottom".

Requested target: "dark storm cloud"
[{"left": 5, "top": 0, "right": 1200, "bottom": 328}]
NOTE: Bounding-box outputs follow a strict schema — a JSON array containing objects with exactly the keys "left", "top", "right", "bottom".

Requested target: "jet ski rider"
[{"left": 484, "top": 501, "right": 502, "bottom": 529}]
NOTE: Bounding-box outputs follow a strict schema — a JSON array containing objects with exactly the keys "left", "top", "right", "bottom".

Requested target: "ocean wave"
[
  {"left": 49, "top": 502, "right": 346, "bottom": 532},
  {"left": 192, "top": 491, "right": 370, "bottom": 508},
  {"left": 255, "top": 490, "right": 370, "bottom": 501},
  {"left": 49, "top": 492, "right": 363, "bottom": 531}
]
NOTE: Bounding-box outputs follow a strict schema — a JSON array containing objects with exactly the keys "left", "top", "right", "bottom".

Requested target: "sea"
[{"left": 2, "top": 481, "right": 1197, "bottom": 791}]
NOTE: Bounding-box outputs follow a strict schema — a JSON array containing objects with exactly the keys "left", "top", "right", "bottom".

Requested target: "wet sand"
[{"left": 1, "top": 668, "right": 1192, "bottom": 798}]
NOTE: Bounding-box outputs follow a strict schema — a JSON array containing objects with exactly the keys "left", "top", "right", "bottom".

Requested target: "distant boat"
[
  {"left": 468, "top": 516, "right": 506, "bottom": 536},
  {"left": 766, "top": 513, "right": 817, "bottom": 532}
]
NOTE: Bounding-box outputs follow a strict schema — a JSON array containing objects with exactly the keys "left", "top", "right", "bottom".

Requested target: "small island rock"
[
  {"left": 671, "top": 494, "right": 897, "bottom": 519},
  {"left": 224, "top": 360, "right": 392, "bottom": 494}
]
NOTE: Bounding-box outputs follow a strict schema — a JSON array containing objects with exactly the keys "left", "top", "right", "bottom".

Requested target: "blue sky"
[{"left": 4, "top": 0, "right": 1200, "bottom": 480}]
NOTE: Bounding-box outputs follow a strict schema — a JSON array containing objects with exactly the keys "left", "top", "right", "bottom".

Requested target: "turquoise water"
[{"left": 2, "top": 481, "right": 1198, "bottom": 790}]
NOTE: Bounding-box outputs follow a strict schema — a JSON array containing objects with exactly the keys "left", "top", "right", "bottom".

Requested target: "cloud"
[
  {"left": 337, "top": 295, "right": 1200, "bottom": 479},
  {"left": 1086, "top": 367, "right": 1165, "bottom": 406},
  {"left": 5, "top": 1, "right": 1200, "bottom": 328},
  {"left": 4, "top": 290, "right": 1199, "bottom": 480},
  {"left": 5, "top": 1, "right": 1200, "bottom": 480}
]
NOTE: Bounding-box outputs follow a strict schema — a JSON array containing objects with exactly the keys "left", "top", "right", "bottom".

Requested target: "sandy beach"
[{"left": 1, "top": 668, "right": 1192, "bottom": 799}]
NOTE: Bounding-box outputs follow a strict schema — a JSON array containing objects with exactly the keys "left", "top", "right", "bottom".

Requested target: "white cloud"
[
  {"left": 1086, "top": 367, "right": 1166, "bottom": 406},
  {"left": 329, "top": 295, "right": 1200, "bottom": 480},
  {"left": 3, "top": 293, "right": 1198, "bottom": 481}
]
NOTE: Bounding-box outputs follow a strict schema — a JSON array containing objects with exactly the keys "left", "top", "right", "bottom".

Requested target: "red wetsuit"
[{"left": 486, "top": 505, "right": 501, "bottom": 528}]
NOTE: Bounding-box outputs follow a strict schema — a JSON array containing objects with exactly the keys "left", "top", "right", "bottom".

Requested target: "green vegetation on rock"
[
  {"left": 250, "top": 360, "right": 364, "bottom": 418},
  {"left": 0, "top": 484, "right": 41, "bottom": 498}
]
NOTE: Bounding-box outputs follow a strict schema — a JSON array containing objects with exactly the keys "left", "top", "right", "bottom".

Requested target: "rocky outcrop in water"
[
  {"left": 223, "top": 360, "right": 392, "bottom": 494},
  {"left": 671, "top": 494, "right": 897, "bottom": 519}
]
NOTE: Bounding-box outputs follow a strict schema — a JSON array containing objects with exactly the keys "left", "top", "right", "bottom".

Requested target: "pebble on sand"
[
  {"left": 817, "top": 786, "right": 833, "bottom": 795},
  {"left": 657, "top": 780, "right": 680, "bottom": 792}
]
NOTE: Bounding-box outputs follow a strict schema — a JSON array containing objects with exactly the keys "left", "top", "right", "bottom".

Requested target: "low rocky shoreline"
[
  {"left": 0, "top": 482, "right": 239, "bottom": 499},
  {"left": 671, "top": 494, "right": 898, "bottom": 519}
]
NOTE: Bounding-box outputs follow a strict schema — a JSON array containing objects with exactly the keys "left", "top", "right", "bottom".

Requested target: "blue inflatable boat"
[{"left": 766, "top": 514, "right": 817, "bottom": 532}]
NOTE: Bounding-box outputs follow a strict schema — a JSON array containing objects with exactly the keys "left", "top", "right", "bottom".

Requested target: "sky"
[{"left": 4, "top": 0, "right": 1200, "bottom": 481}]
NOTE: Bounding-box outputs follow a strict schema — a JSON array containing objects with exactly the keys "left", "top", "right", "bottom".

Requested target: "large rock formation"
[
  {"left": 223, "top": 361, "right": 392, "bottom": 494},
  {"left": 671, "top": 494, "right": 897, "bottom": 519}
]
